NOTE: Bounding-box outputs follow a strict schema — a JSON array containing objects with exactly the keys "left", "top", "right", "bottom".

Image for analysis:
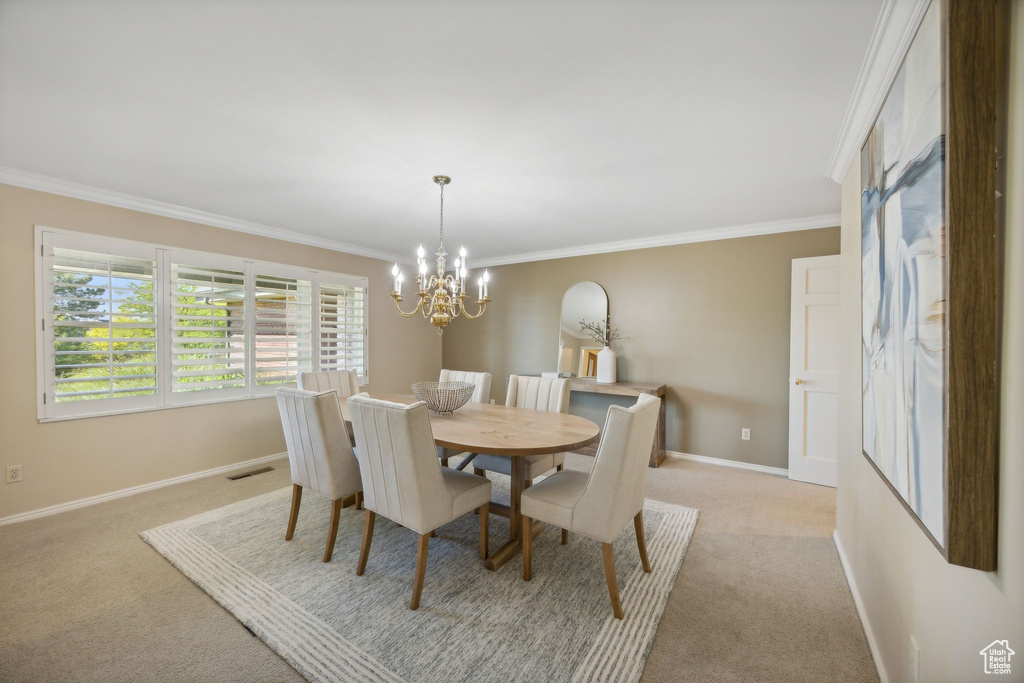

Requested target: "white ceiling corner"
[
  {"left": 474, "top": 213, "right": 841, "bottom": 268},
  {"left": 0, "top": 165, "right": 412, "bottom": 265},
  {"left": 825, "top": 0, "right": 933, "bottom": 183}
]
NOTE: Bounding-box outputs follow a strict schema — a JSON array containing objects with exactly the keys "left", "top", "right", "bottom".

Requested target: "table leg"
[
  {"left": 510, "top": 456, "right": 525, "bottom": 539},
  {"left": 649, "top": 396, "right": 667, "bottom": 468},
  {"left": 484, "top": 456, "right": 534, "bottom": 571},
  {"left": 455, "top": 453, "right": 478, "bottom": 471}
]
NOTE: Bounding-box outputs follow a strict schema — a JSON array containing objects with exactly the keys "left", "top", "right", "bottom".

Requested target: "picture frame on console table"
[{"left": 859, "top": 0, "right": 1002, "bottom": 571}]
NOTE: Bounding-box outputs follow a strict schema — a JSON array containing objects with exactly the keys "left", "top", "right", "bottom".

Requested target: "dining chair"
[
  {"left": 275, "top": 387, "right": 364, "bottom": 563},
  {"left": 472, "top": 375, "right": 570, "bottom": 481},
  {"left": 347, "top": 394, "right": 492, "bottom": 610},
  {"left": 520, "top": 393, "right": 661, "bottom": 619},
  {"left": 439, "top": 368, "right": 492, "bottom": 403},
  {"left": 437, "top": 369, "right": 492, "bottom": 467},
  {"left": 297, "top": 369, "right": 360, "bottom": 398}
]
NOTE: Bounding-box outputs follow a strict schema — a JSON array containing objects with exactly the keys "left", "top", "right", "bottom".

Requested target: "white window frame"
[
  {"left": 315, "top": 272, "right": 369, "bottom": 381},
  {"left": 251, "top": 262, "right": 315, "bottom": 396},
  {"left": 35, "top": 225, "right": 370, "bottom": 422},
  {"left": 163, "top": 248, "right": 251, "bottom": 406},
  {"left": 38, "top": 231, "right": 162, "bottom": 420}
]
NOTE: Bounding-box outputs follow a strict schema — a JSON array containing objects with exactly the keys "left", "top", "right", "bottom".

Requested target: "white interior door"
[{"left": 788, "top": 255, "right": 840, "bottom": 487}]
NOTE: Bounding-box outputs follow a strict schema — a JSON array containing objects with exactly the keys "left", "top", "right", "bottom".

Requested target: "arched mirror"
[{"left": 558, "top": 281, "right": 609, "bottom": 377}]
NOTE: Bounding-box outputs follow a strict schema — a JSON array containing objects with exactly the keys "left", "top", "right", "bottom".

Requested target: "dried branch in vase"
[{"left": 579, "top": 319, "right": 622, "bottom": 346}]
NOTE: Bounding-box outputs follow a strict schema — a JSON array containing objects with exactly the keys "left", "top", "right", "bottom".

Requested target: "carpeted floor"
[
  {"left": 0, "top": 454, "right": 878, "bottom": 682},
  {"left": 141, "top": 480, "right": 697, "bottom": 682}
]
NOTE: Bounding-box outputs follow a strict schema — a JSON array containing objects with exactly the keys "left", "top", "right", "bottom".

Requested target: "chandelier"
[{"left": 390, "top": 175, "right": 490, "bottom": 333}]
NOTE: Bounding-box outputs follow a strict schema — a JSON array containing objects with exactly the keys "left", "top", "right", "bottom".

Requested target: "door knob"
[{"left": 793, "top": 378, "right": 804, "bottom": 385}]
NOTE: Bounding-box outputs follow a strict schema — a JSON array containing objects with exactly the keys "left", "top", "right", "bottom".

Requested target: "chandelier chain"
[{"left": 438, "top": 181, "right": 444, "bottom": 246}]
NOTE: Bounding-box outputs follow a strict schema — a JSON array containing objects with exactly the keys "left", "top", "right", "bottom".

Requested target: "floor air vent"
[{"left": 227, "top": 466, "right": 274, "bottom": 481}]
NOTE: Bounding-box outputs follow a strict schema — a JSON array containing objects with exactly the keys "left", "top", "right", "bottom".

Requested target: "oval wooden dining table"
[{"left": 338, "top": 394, "right": 600, "bottom": 571}]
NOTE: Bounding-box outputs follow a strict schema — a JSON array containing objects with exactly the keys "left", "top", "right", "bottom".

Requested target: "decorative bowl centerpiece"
[{"left": 411, "top": 381, "right": 476, "bottom": 415}]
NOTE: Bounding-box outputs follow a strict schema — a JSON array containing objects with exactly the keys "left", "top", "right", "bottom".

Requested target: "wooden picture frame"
[{"left": 859, "top": 0, "right": 1001, "bottom": 571}]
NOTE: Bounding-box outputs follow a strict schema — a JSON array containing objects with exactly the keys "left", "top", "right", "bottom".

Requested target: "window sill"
[{"left": 38, "top": 382, "right": 369, "bottom": 423}]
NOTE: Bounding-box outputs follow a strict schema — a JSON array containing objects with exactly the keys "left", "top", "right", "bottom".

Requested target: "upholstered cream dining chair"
[
  {"left": 439, "top": 368, "right": 492, "bottom": 403},
  {"left": 472, "top": 375, "right": 570, "bottom": 481},
  {"left": 520, "top": 393, "right": 661, "bottom": 619},
  {"left": 297, "top": 369, "right": 360, "bottom": 398},
  {"left": 275, "top": 387, "right": 363, "bottom": 563},
  {"left": 437, "top": 369, "right": 492, "bottom": 467},
  {"left": 347, "top": 394, "right": 492, "bottom": 610}
]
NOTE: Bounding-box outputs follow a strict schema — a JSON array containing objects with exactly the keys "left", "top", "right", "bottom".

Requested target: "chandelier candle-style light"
[{"left": 390, "top": 175, "right": 490, "bottom": 333}]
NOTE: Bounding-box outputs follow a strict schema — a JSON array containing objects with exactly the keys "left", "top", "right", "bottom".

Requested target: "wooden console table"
[{"left": 567, "top": 378, "right": 667, "bottom": 467}]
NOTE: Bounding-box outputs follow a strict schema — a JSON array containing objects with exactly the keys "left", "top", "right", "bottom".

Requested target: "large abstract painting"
[{"left": 860, "top": 1, "right": 945, "bottom": 545}]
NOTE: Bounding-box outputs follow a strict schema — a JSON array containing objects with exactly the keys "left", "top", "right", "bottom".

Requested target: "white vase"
[{"left": 596, "top": 345, "right": 617, "bottom": 384}]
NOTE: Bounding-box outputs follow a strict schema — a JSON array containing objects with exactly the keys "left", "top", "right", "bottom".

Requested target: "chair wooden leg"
[
  {"left": 479, "top": 503, "right": 490, "bottom": 560},
  {"left": 556, "top": 463, "right": 563, "bottom": 472},
  {"left": 473, "top": 468, "right": 487, "bottom": 516},
  {"left": 523, "top": 514, "right": 533, "bottom": 581},
  {"left": 285, "top": 484, "right": 302, "bottom": 540},
  {"left": 323, "top": 498, "right": 343, "bottom": 562},
  {"left": 602, "top": 542, "right": 624, "bottom": 619},
  {"left": 356, "top": 491, "right": 363, "bottom": 511},
  {"left": 561, "top": 528, "right": 568, "bottom": 545},
  {"left": 634, "top": 511, "right": 651, "bottom": 573},
  {"left": 356, "top": 509, "right": 375, "bottom": 575},
  {"left": 526, "top": 478, "right": 533, "bottom": 488},
  {"left": 440, "top": 457, "right": 449, "bottom": 468},
  {"left": 410, "top": 533, "right": 430, "bottom": 610}
]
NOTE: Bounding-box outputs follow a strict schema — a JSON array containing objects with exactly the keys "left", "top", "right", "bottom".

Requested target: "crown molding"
[
  {"left": 825, "top": 0, "right": 932, "bottom": 183},
  {"left": 2, "top": 166, "right": 837, "bottom": 270},
  {"left": 0, "top": 166, "right": 411, "bottom": 265},
  {"left": 473, "top": 213, "right": 841, "bottom": 268}
]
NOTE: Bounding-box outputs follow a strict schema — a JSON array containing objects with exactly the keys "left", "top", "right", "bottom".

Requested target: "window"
[
  {"left": 253, "top": 269, "right": 313, "bottom": 392},
  {"left": 168, "top": 258, "right": 247, "bottom": 402},
  {"left": 37, "top": 228, "right": 368, "bottom": 421},
  {"left": 318, "top": 279, "right": 366, "bottom": 378}
]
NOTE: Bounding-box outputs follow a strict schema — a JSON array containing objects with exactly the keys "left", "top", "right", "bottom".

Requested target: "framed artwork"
[{"left": 859, "top": 0, "right": 1000, "bottom": 571}]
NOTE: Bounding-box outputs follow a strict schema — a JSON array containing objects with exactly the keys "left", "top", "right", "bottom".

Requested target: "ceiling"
[{"left": 0, "top": 0, "right": 880, "bottom": 265}]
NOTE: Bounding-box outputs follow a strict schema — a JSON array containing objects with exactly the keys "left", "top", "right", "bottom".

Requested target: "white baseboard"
[
  {"left": 833, "top": 531, "right": 888, "bottom": 683},
  {"left": 666, "top": 451, "right": 788, "bottom": 477},
  {"left": 0, "top": 452, "right": 287, "bottom": 527}
]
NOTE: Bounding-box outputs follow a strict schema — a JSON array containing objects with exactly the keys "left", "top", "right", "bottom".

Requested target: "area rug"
[{"left": 142, "top": 475, "right": 698, "bottom": 683}]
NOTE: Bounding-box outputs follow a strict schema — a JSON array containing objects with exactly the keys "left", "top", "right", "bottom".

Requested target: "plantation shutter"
[
  {"left": 253, "top": 269, "right": 313, "bottom": 391},
  {"left": 317, "top": 279, "right": 367, "bottom": 382},
  {"left": 168, "top": 258, "right": 247, "bottom": 401},
  {"left": 38, "top": 229, "right": 371, "bottom": 420},
  {"left": 45, "top": 238, "right": 159, "bottom": 417}
]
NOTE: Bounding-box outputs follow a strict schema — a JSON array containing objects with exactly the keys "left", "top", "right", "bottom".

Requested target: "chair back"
[
  {"left": 573, "top": 394, "right": 661, "bottom": 542},
  {"left": 275, "top": 387, "right": 362, "bottom": 500},
  {"left": 347, "top": 395, "right": 451, "bottom": 533},
  {"left": 297, "top": 370, "right": 359, "bottom": 398},
  {"left": 506, "top": 375, "right": 570, "bottom": 413},
  {"left": 439, "top": 369, "right": 492, "bottom": 404}
]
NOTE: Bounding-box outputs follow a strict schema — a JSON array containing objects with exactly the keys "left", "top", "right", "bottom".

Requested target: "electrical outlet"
[
  {"left": 910, "top": 636, "right": 920, "bottom": 682},
  {"left": 741, "top": 428, "right": 751, "bottom": 441},
  {"left": 5, "top": 465, "right": 23, "bottom": 484},
  {"left": 490, "top": 399, "right": 495, "bottom": 405}
]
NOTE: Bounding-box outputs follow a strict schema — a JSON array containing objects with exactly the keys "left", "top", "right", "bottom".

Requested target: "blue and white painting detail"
[{"left": 860, "top": 0, "right": 945, "bottom": 544}]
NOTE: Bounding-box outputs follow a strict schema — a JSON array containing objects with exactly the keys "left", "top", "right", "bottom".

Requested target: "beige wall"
[
  {"left": 0, "top": 184, "right": 441, "bottom": 520},
  {"left": 833, "top": 4, "right": 1024, "bottom": 681},
  {"left": 442, "top": 227, "right": 840, "bottom": 469}
]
